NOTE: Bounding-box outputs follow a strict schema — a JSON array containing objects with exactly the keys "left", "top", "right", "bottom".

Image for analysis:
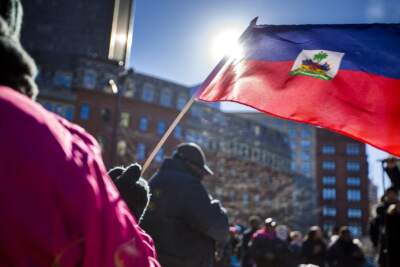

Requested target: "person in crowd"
[
  {"left": 249, "top": 218, "right": 279, "bottom": 267},
  {"left": 289, "top": 231, "right": 304, "bottom": 267},
  {"left": 329, "top": 226, "right": 340, "bottom": 246},
  {"left": 108, "top": 163, "right": 150, "bottom": 222},
  {"left": 369, "top": 187, "right": 399, "bottom": 267},
  {"left": 141, "top": 142, "right": 229, "bottom": 267},
  {"left": 384, "top": 202, "right": 400, "bottom": 267},
  {"left": 274, "top": 225, "right": 291, "bottom": 267},
  {"left": 302, "top": 226, "right": 327, "bottom": 267},
  {"left": 326, "top": 226, "right": 365, "bottom": 267},
  {"left": 383, "top": 158, "right": 400, "bottom": 191},
  {"left": 0, "top": 0, "right": 159, "bottom": 266},
  {"left": 240, "top": 215, "right": 261, "bottom": 267}
]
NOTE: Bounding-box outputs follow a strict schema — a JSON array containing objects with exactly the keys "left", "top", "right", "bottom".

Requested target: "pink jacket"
[{"left": 0, "top": 87, "right": 160, "bottom": 267}]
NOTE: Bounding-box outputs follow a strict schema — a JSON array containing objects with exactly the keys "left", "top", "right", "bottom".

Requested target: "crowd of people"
[{"left": 215, "top": 217, "right": 368, "bottom": 267}]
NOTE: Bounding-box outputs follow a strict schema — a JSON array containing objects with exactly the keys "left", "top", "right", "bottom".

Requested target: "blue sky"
[{"left": 130, "top": 0, "right": 400, "bottom": 195}]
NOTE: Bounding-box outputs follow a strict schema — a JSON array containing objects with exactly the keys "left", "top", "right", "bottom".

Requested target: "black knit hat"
[{"left": 0, "top": 0, "right": 38, "bottom": 99}]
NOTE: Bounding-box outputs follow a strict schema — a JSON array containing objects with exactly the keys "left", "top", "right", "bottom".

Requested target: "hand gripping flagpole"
[{"left": 141, "top": 17, "right": 258, "bottom": 176}]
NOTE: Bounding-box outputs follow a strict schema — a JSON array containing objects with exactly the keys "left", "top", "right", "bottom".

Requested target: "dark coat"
[
  {"left": 385, "top": 207, "right": 400, "bottom": 267},
  {"left": 301, "top": 238, "right": 327, "bottom": 267},
  {"left": 326, "top": 239, "right": 365, "bottom": 267},
  {"left": 141, "top": 158, "right": 229, "bottom": 267},
  {"left": 240, "top": 228, "right": 257, "bottom": 267}
]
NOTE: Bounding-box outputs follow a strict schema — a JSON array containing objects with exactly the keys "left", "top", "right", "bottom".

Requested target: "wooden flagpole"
[{"left": 141, "top": 96, "right": 195, "bottom": 175}]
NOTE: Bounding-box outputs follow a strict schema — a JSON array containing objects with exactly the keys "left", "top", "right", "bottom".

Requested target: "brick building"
[{"left": 316, "top": 128, "right": 369, "bottom": 236}]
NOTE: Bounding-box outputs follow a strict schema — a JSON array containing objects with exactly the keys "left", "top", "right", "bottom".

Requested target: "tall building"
[
  {"left": 21, "top": 0, "right": 134, "bottom": 67},
  {"left": 316, "top": 128, "right": 369, "bottom": 237},
  {"left": 237, "top": 113, "right": 318, "bottom": 229}
]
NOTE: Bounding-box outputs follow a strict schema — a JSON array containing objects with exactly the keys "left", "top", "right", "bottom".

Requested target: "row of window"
[
  {"left": 116, "top": 141, "right": 164, "bottom": 162},
  {"left": 321, "top": 143, "right": 360, "bottom": 155},
  {"left": 322, "top": 188, "right": 362, "bottom": 201},
  {"left": 41, "top": 101, "right": 74, "bottom": 121},
  {"left": 322, "top": 207, "right": 363, "bottom": 218},
  {"left": 322, "top": 176, "right": 361, "bottom": 186},
  {"left": 322, "top": 161, "right": 361, "bottom": 171}
]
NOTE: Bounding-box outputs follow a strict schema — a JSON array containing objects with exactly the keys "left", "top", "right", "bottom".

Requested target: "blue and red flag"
[{"left": 197, "top": 20, "right": 400, "bottom": 156}]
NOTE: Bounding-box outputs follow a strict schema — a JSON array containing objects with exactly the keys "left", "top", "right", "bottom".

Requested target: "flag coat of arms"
[{"left": 197, "top": 21, "right": 400, "bottom": 156}]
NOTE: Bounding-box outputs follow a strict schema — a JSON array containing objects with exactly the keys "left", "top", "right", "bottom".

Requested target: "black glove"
[{"left": 108, "top": 164, "right": 150, "bottom": 222}]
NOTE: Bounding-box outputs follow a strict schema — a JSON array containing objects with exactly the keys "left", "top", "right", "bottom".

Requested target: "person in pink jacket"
[{"left": 0, "top": 1, "right": 159, "bottom": 266}]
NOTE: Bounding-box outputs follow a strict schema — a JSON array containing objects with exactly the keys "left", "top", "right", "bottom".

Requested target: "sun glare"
[{"left": 212, "top": 29, "right": 243, "bottom": 61}]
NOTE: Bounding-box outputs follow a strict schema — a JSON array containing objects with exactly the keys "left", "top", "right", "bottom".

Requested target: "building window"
[
  {"left": 120, "top": 112, "right": 130, "bottom": 128},
  {"left": 190, "top": 105, "right": 202, "bottom": 118},
  {"left": 136, "top": 143, "right": 146, "bottom": 160},
  {"left": 347, "top": 177, "right": 361, "bottom": 186},
  {"left": 79, "top": 103, "right": 90, "bottom": 120},
  {"left": 301, "top": 151, "right": 311, "bottom": 161},
  {"left": 155, "top": 148, "right": 164, "bottom": 163},
  {"left": 348, "top": 208, "right": 362, "bottom": 218},
  {"left": 322, "top": 176, "right": 336, "bottom": 185},
  {"left": 243, "top": 192, "right": 249, "bottom": 206},
  {"left": 347, "top": 161, "right": 361, "bottom": 172},
  {"left": 100, "top": 108, "right": 111, "bottom": 122},
  {"left": 117, "top": 140, "right": 127, "bottom": 157},
  {"left": 322, "top": 145, "right": 335, "bottom": 155},
  {"left": 97, "top": 135, "right": 106, "bottom": 151},
  {"left": 65, "top": 106, "right": 74, "bottom": 121},
  {"left": 160, "top": 90, "right": 172, "bottom": 107},
  {"left": 53, "top": 71, "right": 72, "bottom": 88},
  {"left": 174, "top": 125, "right": 183, "bottom": 139},
  {"left": 142, "top": 84, "right": 154, "bottom": 102},
  {"left": 157, "top": 121, "right": 166, "bottom": 135},
  {"left": 323, "top": 206, "right": 337, "bottom": 217},
  {"left": 347, "top": 143, "right": 360, "bottom": 155},
  {"left": 348, "top": 224, "right": 362, "bottom": 237},
  {"left": 139, "top": 117, "right": 149, "bottom": 132},
  {"left": 83, "top": 69, "right": 97, "bottom": 89},
  {"left": 301, "top": 162, "right": 311, "bottom": 175},
  {"left": 288, "top": 128, "right": 296, "bottom": 138},
  {"left": 322, "top": 161, "right": 336, "bottom": 170},
  {"left": 301, "top": 128, "right": 311, "bottom": 138},
  {"left": 323, "top": 188, "right": 336, "bottom": 200},
  {"left": 347, "top": 189, "right": 361, "bottom": 201},
  {"left": 301, "top": 140, "right": 311, "bottom": 148},
  {"left": 177, "top": 94, "right": 187, "bottom": 110}
]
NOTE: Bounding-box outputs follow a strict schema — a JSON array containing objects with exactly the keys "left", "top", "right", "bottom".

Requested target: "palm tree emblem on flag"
[{"left": 290, "top": 50, "right": 345, "bottom": 80}]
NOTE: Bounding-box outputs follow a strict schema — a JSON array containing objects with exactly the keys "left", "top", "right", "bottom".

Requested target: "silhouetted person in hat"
[{"left": 141, "top": 142, "right": 229, "bottom": 267}]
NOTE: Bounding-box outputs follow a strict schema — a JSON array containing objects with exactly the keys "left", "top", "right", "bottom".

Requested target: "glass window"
[
  {"left": 177, "top": 94, "right": 187, "bottom": 110},
  {"left": 174, "top": 125, "right": 183, "bottom": 139},
  {"left": 323, "top": 188, "right": 336, "bottom": 200},
  {"left": 322, "top": 161, "right": 336, "bottom": 170},
  {"left": 301, "top": 162, "right": 311, "bottom": 174},
  {"left": 53, "top": 71, "right": 72, "bottom": 88},
  {"left": 347, "top": 161, "right": 361, "bottom": 172},
  {"left": 301, "top": 140, "right": 311, "bottom": 148},
  {"left": 301, "top": 128, "right": 311, "bottom": 138},
  {"left": 139, "top": 117, "right": 148, "bottom": 132},
  {"left": 65, "top": 106, "right": 74, "bottom": 121},
  {"left": 301, "top": 151, "right": 311, "bottom": 161},
  {"left": 322, "top": 145, "right": 335, "bottom": 154},
  {"left": 323, "top": 206, "right": 337, "bottom": 217},
  {"left": 142, "top": 84, "right": 155, "bottom": 102},
  {"left": 157, "top": 121, "right": 166, "bottom": 135},
  {"left": 347, "top": 177, "right": 361, "bottom": 186},
  {"left": 100, "top": 108, "right": 111, "bottom": 122},
  {"left": 117, "top": 140, "right": 127, "bottom": 156},
  {"left": 322, "top": 176, "right": 336, "bottom": 185},
  {"left": 348, "top": 224, "right": 362, "bottom": 237},
  {"left": 288, "top": 128, "right": 296, "bottom": 138},
  {"left": 136, "top": 143, "right": 146, "bottom": 160},
  {"left": 120, "top": 112, "right": 130, "bottom": 128},
  {"left": 347, "top": 143, "right": 360, "bottom": 155},
  {"left": 254, "top": 126, "right": 261, "bottom": 136},
  {"left": 348, "top": 208, "right": 362, "bottom": 218},
  {"left": 155, "top": 148, "right": 164, "bottom": 163},
  {"left": 347, "top": 189, "right": 361, "bottom": 201},
  {"left": 160, "top": 90, "right": 172, "bottom": 107},
  {"left": 83, "top": 69, "right": 97, "bottom": 89},
  {"left": 79, "top": 103, "right": 90, "bottom": 120},
  {"left": 190, "top": 105, "right": 202, "bottom": 118}
]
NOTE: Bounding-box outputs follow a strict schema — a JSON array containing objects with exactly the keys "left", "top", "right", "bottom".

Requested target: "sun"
[{"left": 211, "top": 29, "right": 243, "bottom": 61}]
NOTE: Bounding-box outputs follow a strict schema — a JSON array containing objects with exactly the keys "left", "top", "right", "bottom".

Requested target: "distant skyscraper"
[
  {"left": 21, "top": 0, "right": 134, "bottom": 68},
  {"left": 316, "top": 128, "right": 369, "bottom": 237}
]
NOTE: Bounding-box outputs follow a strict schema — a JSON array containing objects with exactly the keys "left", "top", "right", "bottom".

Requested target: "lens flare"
[{"left": 212, "top": 29, "right": 243, "bottom": 61}]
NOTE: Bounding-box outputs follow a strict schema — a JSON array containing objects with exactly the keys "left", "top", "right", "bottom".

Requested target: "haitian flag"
[{"left": 197, "top": 20, "right": 400, "bottom": 156}]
